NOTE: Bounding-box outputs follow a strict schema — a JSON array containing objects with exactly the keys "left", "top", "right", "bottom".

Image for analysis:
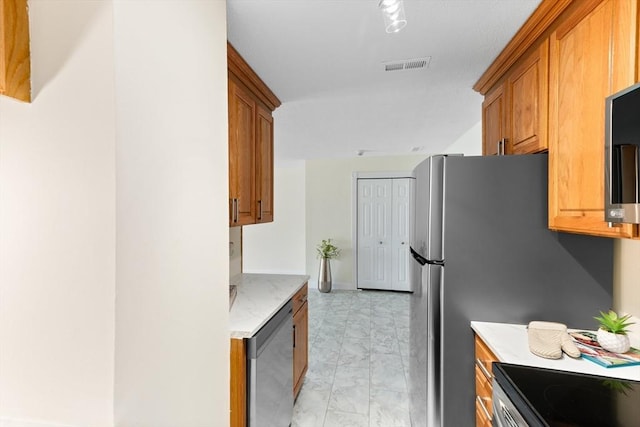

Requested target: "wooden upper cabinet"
[
  {"left": 548, "top": 0, "right": 638, "bottom": 238},
  {"left": 481, "top": 84, "right": 507, "bottom": 156},
  {"left": 228, "top": 77, "right": 257, "bottom": 226},
  {"left": 255, "top": 105, "right": 274, "bottom": 223},
  {"left": 507, "top": 39, "right": 549, "bottom": 155},
  {"left": 476, "top": 0, "right": 640, "bottom": 238},
  {"left": 481, "top": 40, "right": 549, "bottom": 156},
  {"left": 0, "top": 0, "right": 31, "bottom": 102},
  {"left": 227, "top": 43, "right": 280, "bottom": 227}
]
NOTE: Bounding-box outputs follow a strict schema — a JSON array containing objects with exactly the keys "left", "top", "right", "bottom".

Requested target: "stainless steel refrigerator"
[{"left": 408, "top": 154, "right": 613, "bottom": 427}]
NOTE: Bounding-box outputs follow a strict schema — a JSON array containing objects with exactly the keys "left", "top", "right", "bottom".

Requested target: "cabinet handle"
[
  {"left": 293, "top": 324, "right": 297, "bottom": 348},
  {"left": 476, "top": 395, "right": 492, "bottom": 421},
  {"left": 234, "top": 198, "right": 239, "bottom": 223},
  {"left": 497, "top": 138, "right": 507, "bottom": 156},
  {"left": 475, "top": 358, "right": 493, "bottom": 381},
  {"left": 230, "top": 198, "right": 238, "bottom": 223},
  {"left": 258, "top": 200, "right": 263, "bottom": 220}
]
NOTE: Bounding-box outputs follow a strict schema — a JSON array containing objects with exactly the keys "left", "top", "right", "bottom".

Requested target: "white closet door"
[
  {"left": 357, "top": 179, "right": 392, "bottom": 289},
  {"left": 391, "top": 178, "right": 414, "bottom": 291}
]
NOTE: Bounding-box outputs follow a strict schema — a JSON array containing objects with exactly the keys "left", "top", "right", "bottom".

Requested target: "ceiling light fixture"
[{"left": 378, "top": 0, "right": 407, "bottom": 33}]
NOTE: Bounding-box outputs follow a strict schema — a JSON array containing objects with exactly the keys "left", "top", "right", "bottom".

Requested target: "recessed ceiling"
[{"left": 227, "top": 0, "right": 542, "bottom": 163}]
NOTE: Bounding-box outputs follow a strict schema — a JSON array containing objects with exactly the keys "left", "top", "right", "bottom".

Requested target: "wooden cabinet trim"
[
  {"left": 473, "top": 0, "right": 573, "bottom": 95},
  {"left": 1, "top": 0, "right": 31, "bottom": 102},
  {"left": 228, "top": 42, "right": 281, "bottom": 111},
  {"left": 554, "top": 0, "right": 606, "bottom": 40},
  {"left": 230, "top": 338, "right": 247, "bottom": 427}
]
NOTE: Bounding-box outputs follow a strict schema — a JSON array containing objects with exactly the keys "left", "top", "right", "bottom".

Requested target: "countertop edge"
[{"left": 229, "top": 274, "right": 310, "bottom": 339}]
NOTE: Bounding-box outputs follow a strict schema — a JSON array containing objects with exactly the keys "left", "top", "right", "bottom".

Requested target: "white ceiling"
[{"left": 226, "top": 0, "right": 542, "bottom": 163}]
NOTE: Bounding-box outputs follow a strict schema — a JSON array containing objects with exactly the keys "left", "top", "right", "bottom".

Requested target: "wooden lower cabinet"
[
  {"left": 230, "top": 283, "right": 309, "bottom": 427},
  {"left": 230, "top": 338, "right": 246, "bottom": 427},
  {"left": 292, "top": 283, "right": 309, "bottom": 398},
  {"left": 474, "top": 335, "right": 498, "bottom": 427}
]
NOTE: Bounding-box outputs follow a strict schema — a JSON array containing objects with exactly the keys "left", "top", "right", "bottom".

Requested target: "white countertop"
[
  {"left": 229, "top": 273, "right": 309, "bottom": 339},
  {"left": 471, "top": 321, "right": 640, "bottom": 382}
]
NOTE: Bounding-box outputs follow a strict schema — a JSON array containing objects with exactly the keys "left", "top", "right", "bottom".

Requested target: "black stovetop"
[{"left": 494, "top": 363, "right": 640, "bottom": 427}]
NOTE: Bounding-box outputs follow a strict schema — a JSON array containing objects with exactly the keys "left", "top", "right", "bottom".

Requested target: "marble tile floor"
[{"left": 292, "top": 288, "right": 412, "bottom": 427}]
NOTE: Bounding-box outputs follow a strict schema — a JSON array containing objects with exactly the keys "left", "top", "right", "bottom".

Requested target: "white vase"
[{"left": 596, "top": 328, "right": 631, "bottom": 353}]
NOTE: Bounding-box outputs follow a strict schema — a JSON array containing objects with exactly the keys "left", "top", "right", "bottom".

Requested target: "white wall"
[
  {"left": 0, "top": 2, "right": 230, "bottom": 426},
  {"left": 302, "top": 123, "right": 482, "bottom": 290},
  {"left": 444, "top": 121, "right": 482, "bottom": 156},
  {"left": 0, "top": 2, "right": 116, "bottom": 425},
  {"left": 229, "top": 226, "right": 243, "bottom": 278},
  {"left": 614, "top": 239, "right": 640, "bottom": 318},
  {"left": 113, "top": 2, "right": 229, "bottom": 426},
  {"left": 243, "top": 164, "right": 307, "bottom": 274},
  {"left": 305, "top": 156, "right": 427, "bottom": 290}
]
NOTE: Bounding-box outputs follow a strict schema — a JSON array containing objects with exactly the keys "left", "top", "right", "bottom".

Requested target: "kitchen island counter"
[
  {"left": 229, "top": 273, "right": 309, "bottom": 338},
  {"left": 472, "top": 321, "right": 640, "bottom": 381}
]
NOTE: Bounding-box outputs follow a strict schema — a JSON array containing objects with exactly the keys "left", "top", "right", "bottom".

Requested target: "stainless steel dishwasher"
[{"left": 247, "top": 300, "right": 293, "bottom": 427}]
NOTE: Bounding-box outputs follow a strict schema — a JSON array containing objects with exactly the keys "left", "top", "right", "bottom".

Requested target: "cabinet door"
[
  {"left": 228, "top": 78, "right": 256, "bottom": 226},
  {"left": 475, "top": 335, "right": 497, "bottom": 427},
  {"left": 293, "top": 301, "right": 308, "bottom": 398},
  {"left": 508, "top": 39, "right": 549, "bottom": 155},
  {"left": 255, "top": 104, "right": 274, "bottom": 223},
  {"left": 482, "top": 84, "right": 508, "bottom": 155},
  {"left": 548, "top": 0, "right": 637, "bottom": 238}
]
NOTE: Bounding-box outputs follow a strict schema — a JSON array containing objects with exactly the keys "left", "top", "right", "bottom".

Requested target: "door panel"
[
  {"left": 357, "top": 178, "right": 414, "bottom": 291},
  {"left": 357, "top": 179, "right": 392, "bottom": 289},
  {"left": 391, "top": 178, "right": 414, "bottom": 291}
]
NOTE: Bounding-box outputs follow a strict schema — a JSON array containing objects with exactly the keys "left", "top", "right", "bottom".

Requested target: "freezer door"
[
  {"left": 413, "top": 156, "right": 445, "bottom": 261},
  {"left": 409, "top": 261, "right": 442, "bottom": 427}
]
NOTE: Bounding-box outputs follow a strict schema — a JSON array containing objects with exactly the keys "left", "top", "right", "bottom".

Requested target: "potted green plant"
[
  {"left": 594, "top": 310, "right": 635, "bottom": 353},
  {"left": 316, "top": 239, "right": 341, "bottom": 293}
]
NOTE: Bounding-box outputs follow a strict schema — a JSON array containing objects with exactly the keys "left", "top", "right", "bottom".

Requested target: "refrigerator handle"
[
  {"left": 410, "top": 246, "right": 445, "bottom": 267},
  {"left": 410, "top": 246, "right": 427, "bottom": 266}
]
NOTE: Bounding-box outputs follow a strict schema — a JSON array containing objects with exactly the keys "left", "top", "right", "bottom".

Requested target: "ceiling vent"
[{"left": 383, "top": 56, "right": 431, "bottom": 72}]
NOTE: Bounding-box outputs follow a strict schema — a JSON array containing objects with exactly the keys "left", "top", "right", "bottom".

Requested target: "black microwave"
[{"left": 605, "top": 81, "right": 640, "bottom": 224}]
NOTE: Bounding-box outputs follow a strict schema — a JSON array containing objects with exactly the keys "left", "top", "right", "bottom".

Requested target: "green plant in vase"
[
  {"left": 316, "top": 239, "right": 341, "bottom": 259},
  {"left": 594, "top": 310, "right": 635, "bottom": 353}
]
